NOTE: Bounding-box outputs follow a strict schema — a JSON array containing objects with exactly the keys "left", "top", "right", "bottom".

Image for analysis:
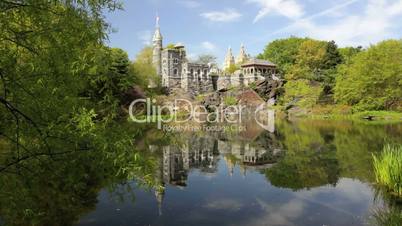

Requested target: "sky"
[{"left": 104, "top": 0, "right": 402, "bottom": 64}]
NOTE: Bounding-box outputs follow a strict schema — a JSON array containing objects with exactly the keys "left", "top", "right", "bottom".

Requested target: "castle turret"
[
  {"left": 152, "top": 16, "right": 163, "bottom": 78},
  {"left": 236, "top": 43, "right": 249, "bottom": 64},
  {"left": 223, "top": 46, "right": 235, "bottom": 71}
]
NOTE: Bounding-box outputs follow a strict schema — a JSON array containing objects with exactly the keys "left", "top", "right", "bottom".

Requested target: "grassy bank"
[
  {"left": 277, "top": 104, "right": 402, "bottom": 123},
  {"left": 310, "top": 111, "right": 402, "bottom": 122}
]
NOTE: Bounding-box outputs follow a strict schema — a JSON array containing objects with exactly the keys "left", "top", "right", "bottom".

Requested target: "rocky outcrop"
[{"left": 254, "top": 78, "right": 284, "bottom": 103}]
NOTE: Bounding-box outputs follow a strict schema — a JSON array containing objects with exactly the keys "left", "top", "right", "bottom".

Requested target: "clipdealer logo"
[{"left": 128, "top": 98, "right": 275, "bottom": 132}]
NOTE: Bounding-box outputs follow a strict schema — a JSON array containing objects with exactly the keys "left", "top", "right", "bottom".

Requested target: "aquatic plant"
[
  {"left": 372, "top": 207, "right": 402, "bottom": 226},
  {"left": 373, "top": 145, "right": 402, "bottom": 197}
]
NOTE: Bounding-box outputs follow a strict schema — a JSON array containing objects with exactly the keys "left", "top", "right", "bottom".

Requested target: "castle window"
[
  {"left": 173, "top": 69, "right": 178, "bottom": 75},
  {"left": 174, "top": 58, "right": 179, "bottom": 64}
]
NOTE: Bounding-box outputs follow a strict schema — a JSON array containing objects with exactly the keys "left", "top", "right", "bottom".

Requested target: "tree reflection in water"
[{"left": 0, "top": 120, "right": 401, "bottom": 226}]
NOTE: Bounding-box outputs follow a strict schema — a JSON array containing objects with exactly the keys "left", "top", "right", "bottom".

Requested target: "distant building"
[
  {"left": 223, "top": 46, "right": 235, "bottom": 71},
  {"left": 152, "top": 17, "right": 212, "bottom": 93},
  {"left": 151, "top": 17, "right": 277, "bottom": 94},
  {"left": 241, "top": 58, "right": 277, "bottom": 81},
  {"left": 236, "top": 43, "right": 250, "bottom": 64}
]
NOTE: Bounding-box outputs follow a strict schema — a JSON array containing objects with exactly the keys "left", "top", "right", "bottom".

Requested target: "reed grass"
[
  {"left": 373, "top": 145, "right": 402, "bottom": 197},
  {"left": 372, "top": 207, "right": 402, "bottom": 226}
]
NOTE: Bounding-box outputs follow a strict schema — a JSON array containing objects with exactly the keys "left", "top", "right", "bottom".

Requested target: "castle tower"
[
  {"left": 152, "top": 15, "right": 163, "bottom": 78},
  {"left": 223, "top": 46, "right": 235, "bottom": 71},
  {"left": 236, "top": 43, "right": 248, "bottom": 64}
]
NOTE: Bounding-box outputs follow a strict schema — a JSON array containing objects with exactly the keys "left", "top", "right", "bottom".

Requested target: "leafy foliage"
[
  {"left": 282, "top": 80, "right": 322, "bottom": 108},
  {"left": 373, "top": 144, "right": 402, "bottom": 197},
  {"left": 130, "top": 46, "right": 159, "bottom": 90},
  {"left": 334, "top": 40, "right": 402, "bottom": 111},
  {"left": 258, "top": 36, "right": 309, "bottom": 74},
  {"left": 0, "top": 0, "right": 160, "bottom": 203},
  {"left": 196, "top": 54, "right": 217, "bottom": 65},
  {"left": 225, "top": 64, "right": 240, "bottom": 74},
  {"left": 339, "top": 46, "right": 363, "bottom": 64}
]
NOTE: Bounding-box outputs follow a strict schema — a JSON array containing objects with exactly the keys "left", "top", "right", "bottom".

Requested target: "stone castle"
[{"left": 152, "top": 17, "right": 278, "bottom": 95}]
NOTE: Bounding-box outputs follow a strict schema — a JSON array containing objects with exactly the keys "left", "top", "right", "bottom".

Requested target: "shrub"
[
  {"left": 282, "top": 79, "right": 322, "bottom": 108},
  {"left": 373, "top": 145, "right": 402, "bottom": 197},
  {"left": 224, "top": 96, "right": 237, "bottom": 106}
]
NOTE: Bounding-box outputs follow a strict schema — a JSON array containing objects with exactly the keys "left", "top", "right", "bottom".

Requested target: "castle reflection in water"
[{"left": 149, "top": 124, "right": 283, "bottom": 215}]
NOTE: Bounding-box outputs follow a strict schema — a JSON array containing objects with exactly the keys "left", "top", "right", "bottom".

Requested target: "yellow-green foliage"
[
  {"left": 282, "top": 80, "right": 322, "bottom": 108},
  {"left": 286, "top": 40, "right": 328, "bottom": 80},
  {"left": 373, "top": 145, "right": 402, "bottom": 197},
  {"left": 335, "top": 40, "right": 402, "bottom": 111},
  {"left": 131, "top": 46, "right": 159, "bottom": 89},
  {"left": 224, "top": 96, "right": 237, "bottom": 106},
  {"left": 225, "top": 64, "right": 240, "bottom": 74}
]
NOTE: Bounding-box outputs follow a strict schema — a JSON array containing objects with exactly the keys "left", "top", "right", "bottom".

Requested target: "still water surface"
[{"left": 76, "top": 120, "right": 402, "bottom": 226}]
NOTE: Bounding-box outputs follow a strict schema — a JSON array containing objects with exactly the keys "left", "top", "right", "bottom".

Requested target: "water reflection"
[{"left": 0, "top": 120, "right": 401, "bottom": 226}]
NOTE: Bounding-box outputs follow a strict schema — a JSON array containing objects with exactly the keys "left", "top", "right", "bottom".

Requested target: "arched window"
[
  {"left": 173, "top": 69, "right": 178, "bottom": 75},
  {"left": 251, "top": 68, "right": 254, "bottom": 73}
]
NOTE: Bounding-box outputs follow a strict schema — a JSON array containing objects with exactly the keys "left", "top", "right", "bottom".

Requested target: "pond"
[
  {"left": 0, "top": 119, "right": 401, "bottom": 226},
  {"left": 77, "top": 119, "right": 401, "bottom": 226}
]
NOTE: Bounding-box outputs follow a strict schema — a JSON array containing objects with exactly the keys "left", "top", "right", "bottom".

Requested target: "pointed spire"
[
  {"left": 153, "top": 14, "right": 162, "bottom": 41},
  {"left": 224, "top": 45, "right": 235, "bottom": 71},
  {"left": 236, "top": 43, "right": 248, "bottom": 64},
  {"left": 155, "top": 187, "right": 165, "bottom": 216},
  {"left": 156, "top": 12, "right": 160, "bottom": 28}
]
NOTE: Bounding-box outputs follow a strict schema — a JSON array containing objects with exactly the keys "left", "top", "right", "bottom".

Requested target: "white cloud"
[
  {"left": 178, "top": 0, "right": 201, "bottom": 8},
  {"left": 203, "top": 198, "right": 244, "bottom": 210},
  {"left": 200, "top": 9, "right": 242, "bottom": 22},
  {"left": 287, "top": 0, "right": 402, "bottom": 46},
  {"left": 245, "top": 198, "right": 305, "bottom": 226},
  {"left": 137, "top": 30, "right": 152, "bottom": 46},
  {"left": 262, "top": 0, "right": 402, "bottom": 47},
  {"left": 247, "top": 0, "right": 304, "bottom": 23},
  {"left": 201, "top": 41, "right": 217, "bottom": 52}
]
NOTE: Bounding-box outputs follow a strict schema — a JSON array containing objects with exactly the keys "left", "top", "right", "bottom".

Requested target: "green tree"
[
  {"left": 286, "top": 39, "right": 328, "bottom": 81},
  {"left": 258, "top": 37, "right": 309, "bottom": 74},
  {"left": 196, "top": 54, "right": 217, "bottom": 65},
  {"left": 0, "top": 0, "right": 156, "bottom": 186},
  {"left": 85, "top": 47, "right": 133, "bottom": 117},
  {"left": 339, "top": 46, "right": 363, "bottom": 64},
  {"left": 165, "top": 43, "right": 176, "bottom": 49},
  {"left": 282, "top": 80, "right": 322, "bottom": 108},
  {"left": 323, "top": 40, "right": 343, "bottom": 70},
  {"left": 225, "top": 64, "right": 240, "bottom": 74},
  {"left": 130, "top": 46, "right": 159, "bottom": 90},
  {"left": 334, "top": 40, "right": 402, "bottom": 111}
]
